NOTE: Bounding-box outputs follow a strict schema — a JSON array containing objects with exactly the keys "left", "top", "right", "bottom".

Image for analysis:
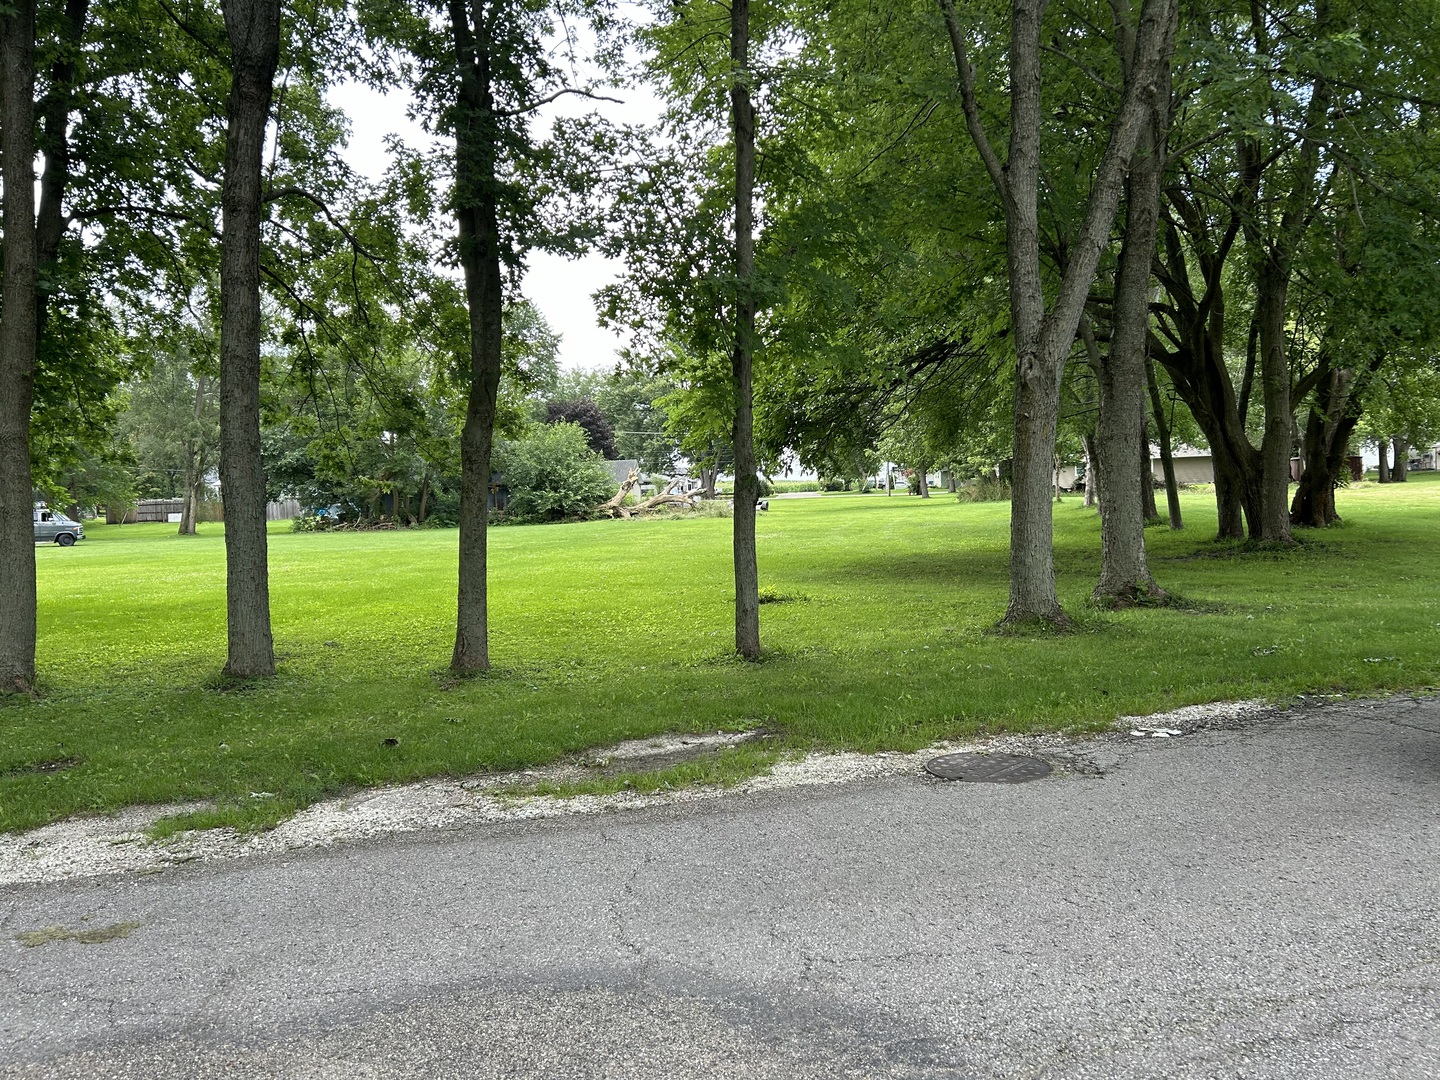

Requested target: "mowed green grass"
[{"left": 4, "top": 475, "right": 1438, "bottom": 833}]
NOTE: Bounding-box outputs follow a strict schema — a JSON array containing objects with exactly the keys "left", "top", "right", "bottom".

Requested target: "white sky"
[{"left": 327, "top": 76, "right": 659, "bottom": 373}]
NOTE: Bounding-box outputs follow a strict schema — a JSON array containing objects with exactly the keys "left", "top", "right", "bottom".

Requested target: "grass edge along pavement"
[{"left": 4, "top": 475, "right": 1438, "bottom": 836}]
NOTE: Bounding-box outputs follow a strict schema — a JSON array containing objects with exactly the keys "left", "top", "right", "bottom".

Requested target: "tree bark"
[
  {"left": 1391, "top": 436, "right": 1408, "bottom": 482},
  {"left": 1376, "top": 438, "right": 1390, "bottom": 482},
  {"left": 730, "top": 0, "right": 761, "bottom": 659},
  {"left": 1146, "top": 354, "right": 1182, "bottom": 528},
  {"left": 449, "top": 0, "right": 506, "bottom": 674},
  {"left": 1288, "top": 366, "right": 1353, "bottom": 527},
  {"left": 1094, "top": 98, "right": 1167, "bottom": 604},
  {"left": 917, "top": 465, "right": 931, "bottom": 498},
  {"left": 219, "top": 0, "right": 280, "bottom": 679},
  {"left": 1211, "top": 457, "right": 1250, "bottom": 540},
  {"left": 179, "top": 373, "right": 209, "bottom": 536},
  {"left": 0, "top": 0, "right": 39, "bottom": 694},
  {"left": 1081, "top": 432, "right": 1099, "bottom": 508},
  {"left": 1250, "top": 264, "right": 1295, "bottom": 542},
  {"left": 1140, "top": 422, "right": 1159, "bottom": 524}
]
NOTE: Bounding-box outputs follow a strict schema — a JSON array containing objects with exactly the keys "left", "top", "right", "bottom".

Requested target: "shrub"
[
  {"left": 290, "top": 514, "right": 331, "bottom": 533},
  {"left": 955, "top": 476, "right": 1012, "bottom": 503},
  {"left": 770, "top": 481, "right": 821, "bottom": 493},
  {"left": 494, "top": 422, "right": 615, "bottom": 522}
]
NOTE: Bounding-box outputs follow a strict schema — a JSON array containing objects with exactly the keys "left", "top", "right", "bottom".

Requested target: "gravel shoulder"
[{"left": 1, "top": 699, "right": 1276, "bottom": 885}]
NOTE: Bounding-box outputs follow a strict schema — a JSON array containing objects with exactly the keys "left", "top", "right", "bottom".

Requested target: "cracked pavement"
[{"left": 1, "top": 695, "right": 1437, "bottom": 1078}]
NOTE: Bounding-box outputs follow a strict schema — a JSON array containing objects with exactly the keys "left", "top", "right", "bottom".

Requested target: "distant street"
[{"left": 3, "top": 696, "right": 1437, "bottom": 1079}]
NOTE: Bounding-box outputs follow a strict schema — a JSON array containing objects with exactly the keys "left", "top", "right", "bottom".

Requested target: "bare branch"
[
  {"left": 493, "top": 86, "right": 624, "bottom": 118},
  {"left": 263, "top": 185, "right": 387, "bottom": 266},
  {"left": 936, "top": 0, "right": 1008, "bottom": 202}
]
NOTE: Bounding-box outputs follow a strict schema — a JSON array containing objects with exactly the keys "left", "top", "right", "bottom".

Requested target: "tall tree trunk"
[
  {"left": 1094, "top": 104, "right": 1166, "bottom": 604},
  {"left": 1236, "top": 3, "right": 1331, "bottom": 543},
  {"left": 180, "top": 447, "right": 199, "bottom": 535},
  {"left": 449, "top": 0, "right": 506, "bottom": 673},
  {"left": 730, "top": 0, "right": 760, "bottom": 659},
  {"left": 941, "top": 0, "right": 1177, "bottom": 625},
  {"left": 1146, "top": 355, "right": 1182, "bottom": 528},
  {"left": 1140, "top": 422, "right": 1159, "bottom": 524},
  {"left": 1251, "top": 268, "right": 1294, "bottom": 542},
  {"left": 1211, "top": 457, "right": 1252, "bottom": 540},
  {"left": 179, "top": 374, "right": 208, "bottom": 536},
  {"left": 917, "top": 465, "right": 931, "bottom": 498},
  {"left": 1082, "top": 432, "right": 1100, "bottom": 509},
  {"left": 1391, "top": 436, "right": 1408, "bottom": 482},
  {"left": 219, "top": 0, "right": 280, "bottom": 679},
  {"left": 1376, "top": 438, "right": 1390, "bottom": 482},
  {"left": 0, "top": 0, "right": 39, "bottom": 694},
  {"left": 1288, "top": 373, "right": 1344, "bottom": 527}
]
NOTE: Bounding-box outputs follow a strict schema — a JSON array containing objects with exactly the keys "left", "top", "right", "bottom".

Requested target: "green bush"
[
  {"left": 290, "top": 514, "right": 331, "bottom": 533},
  {"left": 770, "top": 481, "right": 821, "bottom": 493},
  {"left": 955, "top": 476, "right": 1012, "bottom": 503},
  {"left": 495, "top": 422, "right": 616, "bottom": 522}
]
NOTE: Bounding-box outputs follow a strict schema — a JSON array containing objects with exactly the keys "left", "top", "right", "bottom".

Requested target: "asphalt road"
[{"left": 2, "top": 697, "right": 1437, "bottom": 1079}]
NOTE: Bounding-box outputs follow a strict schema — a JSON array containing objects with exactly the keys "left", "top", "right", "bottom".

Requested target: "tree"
[
  {"left": 939, "top": 0, "right": 1179, "bottom": 623},
  {"left": 563, "top": 367, "right": 679, "bottom": 474},
  {"left": 218, "top": 0, "right": 282, "bottom": 679},
  {"left": 0, "top": 0, "right": 40, "bottom": 693},
  {"left": 123, "top": 338, "right": 221, "bottom": 534},
  {"left": 726, "top": 0, "right": 761, "bottom": 657},
  {"left": 360, "top": 0, "right": 618, "bottom": 671},
  {"left": 1089, "top": 17, "right": 1174, "bottom": 604},
  {"left": 544, "top": 398, "right": 617, "bottom": 457}
]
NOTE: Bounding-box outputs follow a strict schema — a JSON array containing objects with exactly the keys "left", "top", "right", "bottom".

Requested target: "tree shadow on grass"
[{"left": 799, "top": 546, "right": 1011, "bottom": 590}]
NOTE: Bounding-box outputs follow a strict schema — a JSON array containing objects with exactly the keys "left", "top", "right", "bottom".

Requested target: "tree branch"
[
  {"left": 936, "top": 0, "right": 1008, "bottom": 203},
  {"left": 493, "top": 86, "right": 624, "bottom": 118},
  {"left": 263, "top": 185, "right": 387, "bottom": 265}
]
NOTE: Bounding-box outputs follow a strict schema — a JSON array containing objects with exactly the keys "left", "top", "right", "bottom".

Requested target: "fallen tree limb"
[{"left": 598, "top": 470, "right": 641, "bottom": 518}]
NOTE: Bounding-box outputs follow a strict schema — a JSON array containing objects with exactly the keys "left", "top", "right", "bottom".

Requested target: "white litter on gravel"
[{"left": 0, "top": 700, "right": 1275, "bottom": 886}]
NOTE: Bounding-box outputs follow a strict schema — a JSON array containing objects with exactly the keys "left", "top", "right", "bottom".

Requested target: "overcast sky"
[{"left": 326, "top": 76, "right": 659, "bottom": 374}]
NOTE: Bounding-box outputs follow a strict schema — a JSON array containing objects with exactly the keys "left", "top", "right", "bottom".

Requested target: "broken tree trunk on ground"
[
  {"left": 598, "top": 475, "right": 701, "bottom": 519},
  {"left": 597, "top": 470, "right": 641, "bottom": 516}
]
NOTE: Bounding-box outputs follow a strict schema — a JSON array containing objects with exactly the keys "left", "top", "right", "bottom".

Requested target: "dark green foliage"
[{"left": 545, "top": 398, "right": 617, "bottom": 458}]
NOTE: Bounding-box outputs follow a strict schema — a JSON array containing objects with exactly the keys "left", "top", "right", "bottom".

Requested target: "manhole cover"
[{"left": 924, "top": 753, "right": 1053, "bottom": 783}]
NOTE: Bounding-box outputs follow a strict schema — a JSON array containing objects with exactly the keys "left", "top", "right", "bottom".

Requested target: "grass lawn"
[{"left": 4, "top": 474, "right": 1438, "bottom": 834}]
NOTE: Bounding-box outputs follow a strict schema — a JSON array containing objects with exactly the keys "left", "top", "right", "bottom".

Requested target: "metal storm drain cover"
[{"left": 924, "top": 752, "right": 1053, "bottom": 783}]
